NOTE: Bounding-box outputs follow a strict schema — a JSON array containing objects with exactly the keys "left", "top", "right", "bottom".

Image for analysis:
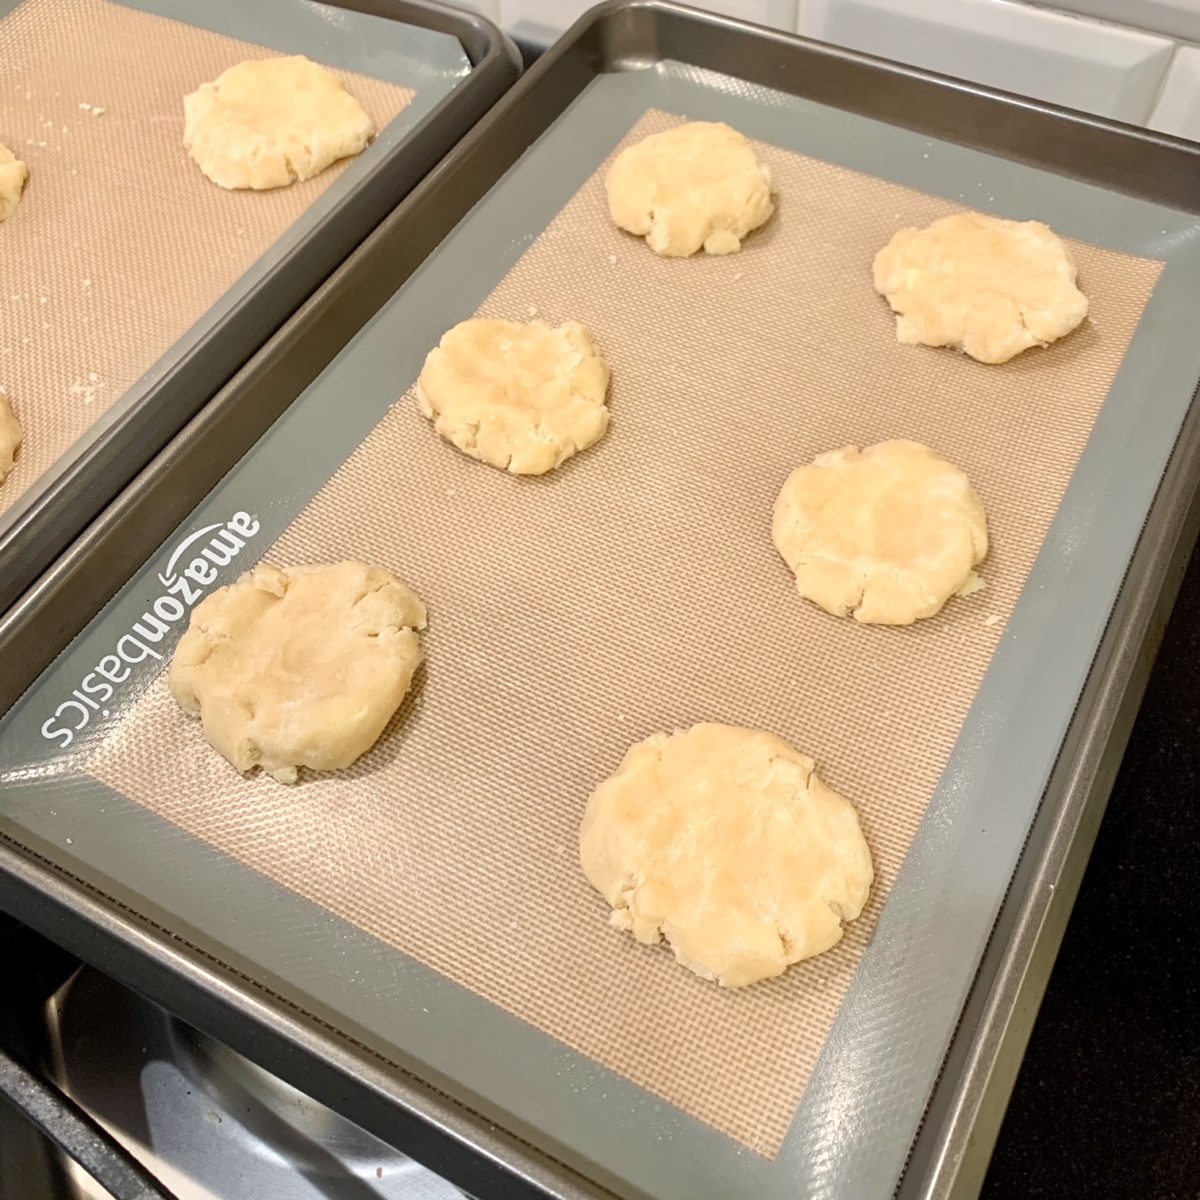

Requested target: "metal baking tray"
[
  {"left": 0, "top": 0, "right": 519, "bottom": 617},
  {"left": 1, "top": 3, "right": 1198, "bottom": 1198}
]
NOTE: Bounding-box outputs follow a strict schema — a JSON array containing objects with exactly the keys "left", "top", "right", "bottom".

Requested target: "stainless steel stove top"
[{"left": 46, "top": 968, "right": 466, "bottom": 1200}]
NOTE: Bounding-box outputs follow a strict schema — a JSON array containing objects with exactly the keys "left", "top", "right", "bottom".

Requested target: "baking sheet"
[
  {"left": 0, "top": 0, "right": 465, "bottom": 526},
  {"left": 2, "top": 61, "right": 1199, "bottom": 1200},
  {"left": 85, "top": 107, "right": 1161, "bottom": 1154}
]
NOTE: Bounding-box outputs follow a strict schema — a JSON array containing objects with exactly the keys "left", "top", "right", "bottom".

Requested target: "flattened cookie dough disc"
[
  {"left": 0, "top": 142, "right": 28, "bottom": 223},
  {"left": 417, "top": 318, "right": 611, "bottom": 475},
  {"left": 183, "top": 56, "right": 374, "bottom": 190},
  {"left": 873, "top": 212, "right": 1088, "bottom": 364},
  {"left": 169, "top": 561, "right": 426, "bottom": 784},
  {"left": 605, "top": 121, "right": 774, "bottom": 257},
  {"left": 773, "top": 439, "right": 988, "bottom": 626},
  {"left": 0, "top": 393, "right": 22, "bottom": 483},
  {"left": 580, "top": 723, "right": 873, "bottom": 988}
]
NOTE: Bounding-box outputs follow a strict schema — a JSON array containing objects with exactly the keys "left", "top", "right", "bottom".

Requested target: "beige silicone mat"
[
  {"left": 0, "top": 0, "right": 413, "bottom": 517},
  {"left": 89, "top": 110, "right": 1162, "bottom": 1156}
]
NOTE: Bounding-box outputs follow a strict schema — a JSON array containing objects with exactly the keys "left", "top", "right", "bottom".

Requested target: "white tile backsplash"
[
  {"left": 690, "top": 0, "right": 799, "bottom": 25},
  {"left": 1149, "top": 45, "right": 1200, "bottom": 140},
  {"left": 498, "top": 0, "right": 797, "bottom": 41},
  {"left": 489, "top": 0, "right": 1200, "bottom": 144},
  {"left": 797, "top": 0, "right": 1174, "bottom": 124},
  {"left": 1032, "top": 0, "right": 1200, "bottom": 43}
]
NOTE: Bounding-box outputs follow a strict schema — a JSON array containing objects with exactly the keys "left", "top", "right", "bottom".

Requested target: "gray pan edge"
[
  {"left": 0, "top": 0, "right": 470, "bottom": 539},
  {"left": 3, "top": 64, "right": 1200, "bottom": 1200},
  {"left": 115, "top": 0, "right": 470, "bottom": 81}
]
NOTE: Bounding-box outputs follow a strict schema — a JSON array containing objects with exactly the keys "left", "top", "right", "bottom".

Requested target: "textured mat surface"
[{"left": 90, "top": 108, "right": 1160, "bottom": 1154}]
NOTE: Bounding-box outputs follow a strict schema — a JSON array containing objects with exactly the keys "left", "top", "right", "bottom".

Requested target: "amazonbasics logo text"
[{"left": 40, "top": 511, "right": 260, "bottom": 749}]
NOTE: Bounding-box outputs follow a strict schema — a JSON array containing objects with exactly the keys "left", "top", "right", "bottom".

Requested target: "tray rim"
[
  {"left": 2, "top": 3, "right": 1199, "bottom": 1197},
  {"left": 0, "top": 0, "right": 521, "bottom": 618}
]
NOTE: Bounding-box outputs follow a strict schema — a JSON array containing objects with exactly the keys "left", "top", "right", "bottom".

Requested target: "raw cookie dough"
[
  {"left": 169, "top": 561, "right": 425, "bottom": 784},
  {"left": 0, "top": 393, "right": 21, "bottom": 483},
  {"left": 773, "top": 439, "right": 988, "bottom": 626},
  {"left": 417, "top": 318, "right": 611, "bottom": 475},
  {"left": 183, "top": 56, "right": 374, "bottom": 190},
  {"left": 873, "top": 212, "right": 1089, "bottom": 364},
  {"left": 0, "top": 142, "right": 28, "bottom": 223},
  {"left": 605, "top": 121, "right": 774, "bottom": 257},
  {"left": 580, "top": 723, "right": 873, "bottom": 988}
]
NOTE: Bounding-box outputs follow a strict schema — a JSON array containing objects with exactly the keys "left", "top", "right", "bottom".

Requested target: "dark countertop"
[{"left": 982, "top": 544, "right": 1200, "bottom": 1199}]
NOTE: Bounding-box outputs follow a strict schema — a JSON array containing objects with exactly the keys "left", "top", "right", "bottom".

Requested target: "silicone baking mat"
[
  {"left": 0, "top": 0, "right": 441, "bottom": 520},
  {"left": 3, "top": 59, "right": 1198, "bottom": 1200},
  {"left": 82, "top": 107, "right": 1160, "bottom": 1153}
]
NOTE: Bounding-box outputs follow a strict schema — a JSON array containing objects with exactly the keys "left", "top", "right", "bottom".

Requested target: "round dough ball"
[
  {"left": 169, "top": 561, "right": 425, "bottom": 784},
  {"left": 183, "top": 56, "right": 374, "bottom": 190},
  {"left": 580, "top": 723, "right": 873, "bottom": 988},
  {"left": 873, "top": 212, "right": 1088, "bottom": 364},
  {"left": 417, "top": 318, "right": 611, "bottom": 475},
  {"left": 0, "top": 142, "right": 29, "bottom": 223},
  {"left": 0, "top": 393, "right": 22, "bottom": 483},
  {"left": 772, "top": 440, "right": 988, "bottom": 626},
  {"left": 605, "top": 121, "right": 773, "bottom": 257}
]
